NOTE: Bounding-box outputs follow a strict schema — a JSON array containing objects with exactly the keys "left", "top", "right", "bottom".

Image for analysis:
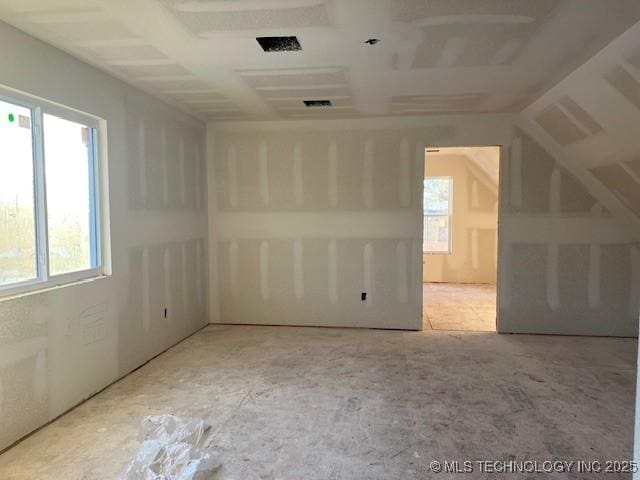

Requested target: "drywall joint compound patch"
[
  {"left": 546, "top": 244, "right": 560, "bottom": 311},
  {"left": 227, "top": 144, "right": 238, "bottom": 208},
  {"left": 259, "top": 141, "right": 269, "bottom": 206},
  {"left": 142, "top": 248, "right": 151, "bottom": 332},
  {"left": 229, "top": 241, "right": 239, "bottom": 296},
  {"left": 363, "top": 242, "right": 374, "bottom": 307},
  {"left": 328, "top": 240, "right": 338, "bottom": 304},
  {"left": 399, "top": 138, "right": 411, "bottom": 207},
  {"left": 363, "top": 139, "right": 374, "bottom": 208},
  {"left": 328, "top": 142, "right": 338, "bottom": 207},
  {"left": 510, "top": 137, "right": 522, "bottom": 210},
  {"left": 293, "top": 143, "right": 304, "bottom": 206},
  {"left": 396, "top": 241, "right": 409, "bottom": 303},
  {"left": 293, "top": 239, "right": 304, "bottom": 299},
  {"left": 260, "top": 241, "right": 270, "bottom": 301},
  {"left": 181, "top": 243, "right": 188, "bottom": 316},
  {"left": 588, "top": 243, "right": 601, "bottom": 309}
]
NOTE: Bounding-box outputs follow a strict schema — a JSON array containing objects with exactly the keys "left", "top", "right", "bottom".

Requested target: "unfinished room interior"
[
  {"left": 423, "top": 146, "right": 499, "bottom": 332},
  {"left": 0, "top": 0, "right": 639, "bottom": 478}
]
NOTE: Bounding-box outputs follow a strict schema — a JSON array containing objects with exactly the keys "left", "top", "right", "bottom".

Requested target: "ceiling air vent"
[
  {"left": 256, "top": 36, "right": 302, "bottom": 52},
  {"left": 303, "top": 100, "right": 332, "bottom": 107}
]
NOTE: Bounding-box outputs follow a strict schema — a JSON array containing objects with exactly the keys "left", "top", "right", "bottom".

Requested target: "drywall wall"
[
  {"left": 208, "top": 115, "right": 514, "bottom": 330},
  {"left": 499, "top": 129, "right": 638, "bottom": 336},
  {"left": 510, "top": 19, "right": 640, "bottom": 336},
  {"left": 522, "top": 20, "right": 640, "bottom": 235},
  {"left": 423, "top": 152, "right": 498, "bottom": 284},
  {"left": 207, "top": 114, "right": 638, "bottom": 336},
  {"left": 0, "top": 22, "right": 207, "bottom": 451}
]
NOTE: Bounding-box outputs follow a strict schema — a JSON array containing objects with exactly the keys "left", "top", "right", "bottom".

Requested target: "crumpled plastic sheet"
[{"left": 120, "top": 415, "right": 221, "bottom": 480}]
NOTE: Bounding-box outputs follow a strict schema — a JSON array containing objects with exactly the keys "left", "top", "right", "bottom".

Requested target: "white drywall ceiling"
[{"left": 0, "top": 0, "right": 639, "bottom": 121}]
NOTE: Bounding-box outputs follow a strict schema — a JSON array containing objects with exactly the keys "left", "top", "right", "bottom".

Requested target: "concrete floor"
[
  {"left": 0, "top": 325, "right": 636, "bottom": 480},
  {"left": 424, "top": 283, "right": 497, "bottom": 332}
]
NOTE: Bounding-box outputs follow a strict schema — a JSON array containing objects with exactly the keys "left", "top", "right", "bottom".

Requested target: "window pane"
[
  {"left": 424, "top": 177, "right": 451, "bottom": 215},
  {"left": 44, "top": 114, "right": 95, "bottom": 276},
  {"left": 424, "top": 216, "right": 450, "bottom": 253},
  {"left": 0, "top": 99, "right": 37, "bottom": 286}
]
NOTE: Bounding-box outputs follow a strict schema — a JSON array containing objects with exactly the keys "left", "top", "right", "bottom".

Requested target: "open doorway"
[{"left": 422, "top": 146, "right": 500, "bottom": 332}]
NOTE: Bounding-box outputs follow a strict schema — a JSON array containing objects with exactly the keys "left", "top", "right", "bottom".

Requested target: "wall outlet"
[
  {"left": 164, "top": 308, "right": 168, "bottom": 319},
  {"left": 361, "top": 292, "right": 367, "bottom": 301}
]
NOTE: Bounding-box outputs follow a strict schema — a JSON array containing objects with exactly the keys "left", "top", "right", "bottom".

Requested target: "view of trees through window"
[
  {"left": 44, "top": 114, "right": 93, "bottom": 275},
  {"left": 0, "top": 99, "right": 37, "bottom": 285},
  {"left": 0, "top": 96, "right": 98, "bottom": 290},
  {"left": 423, "top": 177, "right": 452, "bottom": 253}
]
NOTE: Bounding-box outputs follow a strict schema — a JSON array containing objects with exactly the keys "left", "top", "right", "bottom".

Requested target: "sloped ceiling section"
[
  {"left": 0, "top": 0, "right": 639, "bottom": 120},
  {"left": 429, "top": 147, "right": 499, "bottom": 188},
  {"left": 522, "top": 21, "right": 640, "bottom": 237}
]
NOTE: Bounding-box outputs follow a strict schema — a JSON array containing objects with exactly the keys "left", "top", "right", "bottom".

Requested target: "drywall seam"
[
  {"left": 138, "top": 119, "right": 147, "bottom": 204},
  {"left": 163, "top": 247, "right": 171, "bottom": 322},
  {"left": 179, "top": 136, "right": 187, "bottom": 206},
  {"left": 363, "top": 242, "right": 373, "bottom": 308},
  {"left": 471, "top": 229, "right": 479, "bottom": 270},
  {"left": 363, "top": 139, "right": 374, "bottom": 208},
  {"left": 589, "top": 243, "right": 601, "bottom": 309},
  {"left": 328, "top": 240, "right": 337, "bottom": 304},
  {"left": 161, "top": 126, "right": 169, "bottom": 207},
  {"left": 328, "top": 141, "right": 338, "bottom": 207},
  {"left": 195, "top": 144, "right": 202, "bottom": 210},
  {"left": 207, "top": 131, "right": 220, "bottom": 324},
  {"left": 396, "top": 241, "right": 409, "bottom": 303},
  {"left": 549, "top": 168, "right": 561, "bottom": 215},
  {"left": 259, "top": 141, "right": 269, "bottom": 206},
  {"left": 631, "top": 245, "right": 640, "bottom": 317},
  {"left": 293, "top": 143, "right": 304, "bottom": 206},
  {"left": 227, "top": 144, "right": 238, "bottom": 208},
  {"left": 181, "top": 243, "right": 188, "bottom": 316},
  {"left": 259, "top": 241, "right": 270, "bottom": 301},
  {"left": 142, "top": 248, "right": 151, "bottom": 331},
  {"left": 196, "top": 240, "right": 203, "bottom": 307},
  {"left": 215, "top": 212, "right": 420, "bottom": 239},
  {"left": 399, "top": 138, "right": 411, "bottom": 207},
  {"left": 502, "top": 217, "right": 632, "bottom": 243},
  {"left": 229, "top": 241, "right": 239, "bottom": 297},
  {"left": 510, "top": 136, "right": 523, "bottom": 210},
  {"left": 293, "top": 239, "right": 304, "bottom": 299},
  {"left": 516, "top": 117, "right": 640, "bottom": 239},
  {"left": 546, "top": 244, "right": 560, "bottom": 311}
]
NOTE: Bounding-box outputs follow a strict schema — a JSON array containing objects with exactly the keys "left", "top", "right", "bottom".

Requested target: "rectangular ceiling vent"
[
  {"left": 256, "top": 36, "right": 301, "bottom": 52},
  {"left": 304, "top": 100, "right": 332, "bottom": 107}
]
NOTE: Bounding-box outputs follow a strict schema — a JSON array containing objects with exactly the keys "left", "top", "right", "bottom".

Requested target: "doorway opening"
[{"left": 422, "top": 146, "right": 500, "bottom": 332}]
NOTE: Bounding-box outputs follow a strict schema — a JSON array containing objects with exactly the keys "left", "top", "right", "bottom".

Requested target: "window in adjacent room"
[
  {"left": 423, "top": 176, "right": 452, "bottom": 254},
  {"left": 0, "top": 92, "right": 105, "bottom": 296}
]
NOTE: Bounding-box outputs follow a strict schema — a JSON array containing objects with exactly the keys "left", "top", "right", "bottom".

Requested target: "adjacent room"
[
  {"left": 0, "top": 1, "right": 639, "bottom": 479},
  {"left": 423, "top": 147, "right": 499, "bottom": 332}
]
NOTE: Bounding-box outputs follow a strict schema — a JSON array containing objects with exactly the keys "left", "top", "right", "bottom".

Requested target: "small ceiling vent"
[
  {"left": 256, "top": 36, "right": 302, "bottom": 52},
  {"left": 303, "top": 100, "right": 332, "bottom": 107}
]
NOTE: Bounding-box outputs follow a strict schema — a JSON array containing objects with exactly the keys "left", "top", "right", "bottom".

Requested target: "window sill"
[{"left": 0, "top": 274, "right": 110, "bottom": 303}]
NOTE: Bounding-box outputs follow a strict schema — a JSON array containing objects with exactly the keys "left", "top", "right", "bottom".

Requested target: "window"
[
  {"left": 423, "top": 176, "right": 452, "bottom": 253},
  {"left": 0, "top": 91, "right": 104, "bottom": 296}
]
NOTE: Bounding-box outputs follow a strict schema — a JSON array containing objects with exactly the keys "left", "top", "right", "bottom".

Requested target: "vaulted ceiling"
[{"left": 0, "top": 0, "right": 639, "bottom": 121}]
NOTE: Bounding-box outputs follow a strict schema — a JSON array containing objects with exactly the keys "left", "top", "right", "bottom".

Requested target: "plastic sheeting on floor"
[{"left": 120, "top": 415, "right": 220, "bottom": 480}]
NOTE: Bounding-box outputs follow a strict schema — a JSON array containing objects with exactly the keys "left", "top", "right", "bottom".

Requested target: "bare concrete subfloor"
[
  {"left": 0, "top": 325, "right": 635, "bottom": 480},
  {"left": 424, "top": 283, "right": 497, "bottom": 332}
]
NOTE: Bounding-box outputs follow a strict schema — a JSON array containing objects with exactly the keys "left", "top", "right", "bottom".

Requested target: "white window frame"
[
  {"left": 423, "top": 176, "right": 453, "bottom": 255},
  {"left": 0, "top": 86, "right": 108, "bottom": 299}
]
